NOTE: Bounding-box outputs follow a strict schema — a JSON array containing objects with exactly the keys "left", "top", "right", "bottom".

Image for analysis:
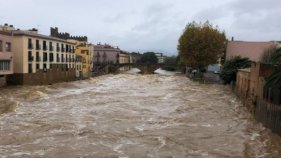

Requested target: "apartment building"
[
  {"left": 7, "top": 28, "right": 76, "bottom": 85},
  {"left": 0, "top": 31, "right": 13, "bottom": 87}
]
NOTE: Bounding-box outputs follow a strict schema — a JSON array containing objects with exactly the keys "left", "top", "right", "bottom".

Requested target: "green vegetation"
[
  {"left": 261, "top": 47, "right": 281, "bottom": 64},
  {"left": 140, "top": 52, "right": 158, "bottom": 64},
  {"left": 162, "top": 66, "right": 176, "bottom": 71},
  {"left": 178, "top": 21, "right": 226, "bottom": 70},
  {"left": 220, "top": 56, "right": 251, "bottom": 84},
  {"left": 263, "top": 48, "right": 281, "bottom": 104}
]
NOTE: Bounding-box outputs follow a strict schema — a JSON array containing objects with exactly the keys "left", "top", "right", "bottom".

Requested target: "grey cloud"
[{"left": 1, "top": 0, "right": 281, "bottom": 55}]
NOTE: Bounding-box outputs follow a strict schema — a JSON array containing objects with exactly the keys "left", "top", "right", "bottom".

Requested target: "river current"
[{"left": 0, "top": 71, "right": 281, "bottom": 158}]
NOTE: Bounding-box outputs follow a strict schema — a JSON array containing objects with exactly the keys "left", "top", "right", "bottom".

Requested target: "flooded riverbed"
[{"left": 0, "top": 73, "right": 281, "bottom": 158}]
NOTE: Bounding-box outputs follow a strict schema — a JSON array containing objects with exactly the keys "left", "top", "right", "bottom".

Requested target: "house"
[
  {"left": 226, "top": 41, "right": 276, "bottom": 62},
  {"left": 0, "top": 30, "right": 13, "bottom": 87}
]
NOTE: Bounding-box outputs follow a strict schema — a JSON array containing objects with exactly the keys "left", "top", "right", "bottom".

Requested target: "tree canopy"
[
  {"left": 140, "top": 52, "right": 158, "bottom": 64},
  {"left": 178, "top": 21, "right": 226, "bottom": 69},
  {"left": 220, "top": 56, "right": 252, "bottom": 84}
]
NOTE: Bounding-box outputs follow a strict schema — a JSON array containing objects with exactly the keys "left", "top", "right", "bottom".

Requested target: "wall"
[
  {"left": 255, "top": 99, "right": 281, "bottom": 136},
  {"left": 235, "top": 62, "right": 281, "bottom": 136},
  {"left": 0, "top": 76, "right": 6, "bottom": 87},
  {"left": 7, "top": 65, "right": 76, "bottom": 85}
]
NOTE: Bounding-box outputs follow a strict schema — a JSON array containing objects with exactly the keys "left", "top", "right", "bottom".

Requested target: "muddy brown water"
[{"left": 0, "top": 73, "right": 281, "bottom": 158}]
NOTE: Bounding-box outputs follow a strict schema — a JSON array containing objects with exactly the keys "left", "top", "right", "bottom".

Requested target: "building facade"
[
  {"left": 0, "top": 31, "right": 13, "bottom": 87},
  {"left": 93, "top": 44, "right": 120, "bottom": 64},
  {"left": 72, "top": 41, "right": 93, "bottom": 79},
  {"left": 7, "top": 28, "right": 76, "bottom": 85},
  {"left": 119, "top": 51, "right": 130, "bottom": 64}
]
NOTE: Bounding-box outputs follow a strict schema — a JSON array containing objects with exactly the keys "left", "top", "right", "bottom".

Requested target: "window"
[
  {"left": 66, "top": 45, "right": 69, "bottom": 52},
  {"left": 36, "top": 64, "right": 40, "bottom": 69},
  {"left": 49, "top": 42, "right": 53, "bottom": 51},
  {"left": 43, "top": 52, "right": 48, "bottom": 62},
  {"left": 57, "top": 54, "right": 60, "bottom": 62},
  {"left": 5, "top": 42, "right": 11, "bottom": 52},
  {"left": 28, "top": 38, "right": 33, "bottom": 49},
  {"left": 61, "top": 44, "right": 64, "bottom": 52},
  {"left": 28, "top": 63, "right": 32, "bottom": 73},
  {"left": 49, "top": 53, "right": 54, "bottom": 62},
  {"left": 43, "top": 41, "right": 47, "bottom": 50},
  {"left": 36, "top": 52, "right": 40, "bottom": 62},
  {"left": 28, "top": 51, "right": 33, "bottom": 61},
  {"left": 56, "top": 43, "right": 60, "bottom": 52},
  {"left": 0, "top": 61, "right": 10, "bottom": 71},
  {"left": 61, "top": 54, "right": 64, "bottom": 62},
  {"left": 36, "top": 40, "right": 41, "bottom": 50},
  {"left": 0, "top": 40, "right": 2, "bottom": 52}
]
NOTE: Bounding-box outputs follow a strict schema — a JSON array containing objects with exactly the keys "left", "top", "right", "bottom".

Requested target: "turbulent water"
[{"left": 0, "top": 71, "right": 281, "bottom": 158}]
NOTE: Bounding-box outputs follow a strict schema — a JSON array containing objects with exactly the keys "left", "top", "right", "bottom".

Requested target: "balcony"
[
  {"left": 49, "top": 46, "right": 54, "bottom": 51},
  {"left": 61, "top": 48, "right": 65, "bottom": 52},
  {"left": 43, "top": 46, "right": 48, "bottom": 51},
  {"left": 57, "top": 47, "right": 61, "bottom": 52}
]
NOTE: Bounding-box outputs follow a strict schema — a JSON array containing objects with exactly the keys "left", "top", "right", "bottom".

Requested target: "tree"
[
  {"left": 178, "top": 21, "right": 226, "bottom": 70},
  {"left": 220, "top": 56, "right": 252, "bottom": 84},
  {"left": 140, "top": 52, "right": 158, "bottom": 64},
  {"left": 260, "top": 46, "right": 281, "bottom": 65}
]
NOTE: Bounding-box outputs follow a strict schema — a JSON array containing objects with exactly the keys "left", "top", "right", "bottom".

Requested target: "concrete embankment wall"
[{"left": 255, "top": 99, "right": 281, "bottom": 136}]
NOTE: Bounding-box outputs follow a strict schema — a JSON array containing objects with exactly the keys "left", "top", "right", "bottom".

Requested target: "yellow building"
[{"left": 68, "top": 40, "right": 93, "bottom": 79}]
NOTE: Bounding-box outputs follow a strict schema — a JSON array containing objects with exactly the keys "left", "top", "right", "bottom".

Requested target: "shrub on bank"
[{"left": 162, "top": 66, "right": 177, "bottom": 71}]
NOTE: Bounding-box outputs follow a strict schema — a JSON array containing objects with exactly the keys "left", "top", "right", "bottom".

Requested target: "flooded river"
[{"left": 0, "top": 72, "right": 281, "bottom": 158}]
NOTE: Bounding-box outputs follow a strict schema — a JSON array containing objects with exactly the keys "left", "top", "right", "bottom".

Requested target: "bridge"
[{"left": 97, "top": 63, "right": 179, "bottom": 74}]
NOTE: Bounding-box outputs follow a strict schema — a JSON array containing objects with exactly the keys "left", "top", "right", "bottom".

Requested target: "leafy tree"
[
  {"left": 178, "top": 21, "right": 226, "bottom": 70},
  {"left": 220, "top": 56, "right": 251, "bottom": 84},
  {"left": 261, "top": 46, "right": 281, "bottom": 64},
  {"left": 140, "top": 52, "right": 158, "bottom": 64}
]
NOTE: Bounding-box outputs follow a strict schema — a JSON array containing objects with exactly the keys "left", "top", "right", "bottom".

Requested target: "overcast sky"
[{"left": 0, "top": 0, "right": 281, "bottom": 55}]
